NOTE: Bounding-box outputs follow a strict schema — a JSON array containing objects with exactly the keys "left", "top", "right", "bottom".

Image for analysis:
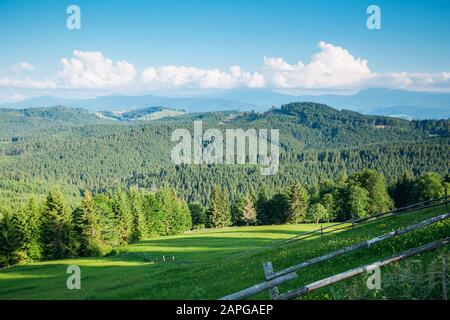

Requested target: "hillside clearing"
[{"left": 0, "top": 205, "right": 448, "bottom": 300}]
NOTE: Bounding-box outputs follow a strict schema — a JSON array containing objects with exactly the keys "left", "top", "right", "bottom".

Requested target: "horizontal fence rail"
[{"left": 220, "top": 211, "right": 450, "bottom": 300}]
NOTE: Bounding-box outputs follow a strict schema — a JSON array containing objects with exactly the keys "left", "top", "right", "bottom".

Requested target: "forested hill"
[
  {"left": 0, "top": 106, "right": 109, "bottom": 139},
  {"left": 0, "top": 102, "right": 448, "bottom": 206},
  {"left": 0, "top": 105, "right": 186, "bottom": 140}
]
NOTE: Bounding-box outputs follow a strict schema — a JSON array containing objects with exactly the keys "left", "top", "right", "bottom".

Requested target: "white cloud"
[
  {"left": 56, "top": 51, "right": 136, "bottom": 89},
  {"left": 141, "top": 65, "right": 265, "bottom": 89},
  {"left": 0, "top": 77, "right": 57, "bottom": 89},
  {"left": 262, "top": 41, "right": 373, "bottom": 89},
  {"left": 371, "top": 72, "right": 450, "bottom": 92},
  {"left": 1, "top": 44, "right": 449, "bottom": 99},
  {"left": 11, "top": 61, "right": 35, "bottom": 72}
]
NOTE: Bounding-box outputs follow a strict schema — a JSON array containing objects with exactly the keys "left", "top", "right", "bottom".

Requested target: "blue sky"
[{"left": 1, "top": 0, "right": 450, "bottom": 100}]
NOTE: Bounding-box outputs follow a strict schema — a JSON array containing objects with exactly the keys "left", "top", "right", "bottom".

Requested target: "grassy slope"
[{"left": 0, "top": 205, "right": 449, "bottom": 300}]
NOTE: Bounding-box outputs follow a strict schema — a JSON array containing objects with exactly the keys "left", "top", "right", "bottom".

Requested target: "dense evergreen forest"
[
  {"left": 0, "top": 101, "right": 449, "bottom": 266},
  {"left": 0, "top": 102, "right": 448, "bottom": 206}
]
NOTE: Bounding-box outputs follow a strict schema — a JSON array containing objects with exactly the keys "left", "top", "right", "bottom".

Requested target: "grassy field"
[{"left": 0, "top": 205, "right": 449, "bottom": 300}]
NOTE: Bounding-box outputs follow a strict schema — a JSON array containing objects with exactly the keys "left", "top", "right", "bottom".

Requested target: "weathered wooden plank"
[
  {"left": 219, "top": 271, "right": 297, "bottom": 300},
  {"left": 263, "top": 262, "right": 279, "bottom": 299},
  {"left": 443, "top": 255, "right": 448, "bottom": 300},
  {"left": 275, "top": 237, "right": 450, "bottom": 300}
]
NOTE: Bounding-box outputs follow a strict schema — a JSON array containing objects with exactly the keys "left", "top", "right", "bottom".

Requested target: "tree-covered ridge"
[
  {"left": 0, "top": 102, "right": 448, "bottom": 207},
  {"left": 0, "top": 106, "right": 112, "bottom": 140}
]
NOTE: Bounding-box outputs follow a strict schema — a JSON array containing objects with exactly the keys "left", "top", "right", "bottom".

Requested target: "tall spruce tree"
[
  {"left": 188, "top": 202, "right": 207, "bottom": 227},
  {"left": 0, "top": 210, "right": 19, "bottom": 266},
  {"left": 41, "top": 190, "right": 74, "bottom": 259},
  {"left": 144, "top": 192, "right": 166, "bottom": 236},
  {"left": 221, "top": 188, "right": 232, "bottom": 227},
  {"left": 76, "top": 190, "right": 104, "bottom": 256},
  {"left": 93, "top": 194, "right": 119, "bottom": 248},
  {"left": 286, "top": 183, "right": 309, "bottom": 224},
  {"left": 129, "top": 188, "right": 147, "bottom": 242},
  {"left": 240, "top": 194, "right": 257, "bottom": 226},
  {"left": 25, "top": 198, "right": 42, "bottom": 260},
  {"left": 111, "top": 190, "right": 133, "bottom": 244},
  {"left": 392, "top": 172, "right": 415, "bottom": 207},
  {"left": 256, "top": 186, "right": 270, "bottom": 225},
  {"left": 208, "top": 185, "right": 231, "bottom": 228}
]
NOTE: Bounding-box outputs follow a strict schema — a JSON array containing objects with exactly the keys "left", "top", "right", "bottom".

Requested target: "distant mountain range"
[
  {"left": 2, "top": 88, "right": 450, "bottom": 120},
  {"left": 96, "top": 107, "right": 186, "bottom": 122}
]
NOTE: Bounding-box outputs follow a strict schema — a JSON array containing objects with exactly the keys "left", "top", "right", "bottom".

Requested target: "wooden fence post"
[
  {"left": 442, "top": 255, "right": 448, "bottom": 300},
  {"left": 445, "top": 187, "right": 448, "bottom": 211},
  {"left": 263, "top": 262, "right": 279, "bottom": 299}
]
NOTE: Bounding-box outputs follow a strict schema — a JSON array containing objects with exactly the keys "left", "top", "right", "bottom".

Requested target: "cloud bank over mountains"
[{"left": 1, "top": 41, "right": 449, "bottom": 101}]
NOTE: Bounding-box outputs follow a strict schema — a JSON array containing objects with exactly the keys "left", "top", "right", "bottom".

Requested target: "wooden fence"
[
  {"left": 227, "top": 196, "right": 449, "bottom": 260},
  {"left": 220, "top": 211, "right": 450, "bottom": 300},
  {"left": 273, "top": 195, "right": 450, "bottom": 248},
  {"left": 275, "top": 237, "right": 450, "bottom": 300}
]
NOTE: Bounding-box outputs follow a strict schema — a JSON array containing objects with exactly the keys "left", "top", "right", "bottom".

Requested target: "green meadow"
[{"left": 0, "top": 205, "right": 448, "bottom": 300}]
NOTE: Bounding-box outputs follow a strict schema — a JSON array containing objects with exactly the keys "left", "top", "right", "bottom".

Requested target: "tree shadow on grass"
[{"left": 210, "top": 229, "right": 315, "bottom": 236}]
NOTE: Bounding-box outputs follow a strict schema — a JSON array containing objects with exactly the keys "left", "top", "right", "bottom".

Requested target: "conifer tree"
[
  {"left": 76, "top": 190, "right": 104, "bottom": 256},
  {"left": 220, "top": 187, "right": 232, "bottom": 228},
  {"left": 93, "top": 194, "right": 119, "bottom": 248},
  {"left": 188, "top": 202, "right": 207, "bottom": 228},
  {"left": 0, "top": 210, "right": 19, "bottom": 266},
  {"left": 267, "top": 191, "right": 289, "bottom": 224},
  {"left": 208, "top": 185, "right": 231, "bottom": 228},
  {"left": 41, "top": 190, "right": 74, "bottom": 259},
  {"left": 26, "top": 198, "right": 42, "bottom": 259},
  {"left": 144, "top": 192, "right": 165, "bottom": 236},
  {"left": 178, "top": 201, "right": 193, "bottom": 232},
  {"left": 111, "top": 190, "right": 133, "bottom": 244},
  {"left": 208, "top": 185, "right": 223, "bottom": 228},
  {"left": 158, "top": 186, "right": 175, "bottom": 235},
  {"left": 129, "top": 187, "right": 147, "bottom": 242},
  {"left": 256, "top": 186, "right": 270, "bottom": 225},
  {"left": 392, "top": 172, "right": 415, "bottom": 207},
  {"left": 286, "top": 183, "right": 309, "bottom": 224},
  {"left": 231, "top": 196, "right": 245, "bottom": 226},
  {"left": 9, "top": 208, "right": 28, "bottom": 262},
  {"left": 240, "top": 194, "right": 257, "bottom": 226}
]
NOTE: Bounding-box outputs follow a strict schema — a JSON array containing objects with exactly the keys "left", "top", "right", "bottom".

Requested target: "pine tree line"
[
  {"left": 0, "top": 186, "right": 192, "bottom": 266},
  {"left": 1, "top": 169, "right": 447, "bottom": 267},
  {"left": 202, "top": 170, "right": 448, "bottom": 229}
]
